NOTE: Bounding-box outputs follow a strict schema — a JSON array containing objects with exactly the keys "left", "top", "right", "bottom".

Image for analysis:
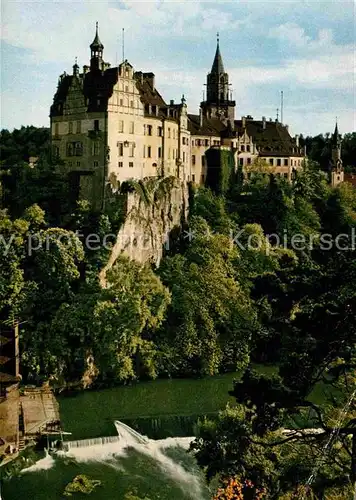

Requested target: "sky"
[{"left": 1, "top": 0, "right": 355, "bottom": 136}]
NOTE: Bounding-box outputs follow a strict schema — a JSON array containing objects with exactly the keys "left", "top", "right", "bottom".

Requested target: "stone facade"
[{"left": 50, "top": 26, "right": 306, "bottom": 208}]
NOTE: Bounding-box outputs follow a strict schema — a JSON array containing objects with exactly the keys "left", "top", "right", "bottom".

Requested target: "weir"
[
  {"left": 17, "top": 420, "right": 206, "bottom": 500},
  {"left": 62, "top": 435, "right": 121, "bottom": 451},
  {"left": 114, "top": 420, "right": 149, "bottom": 445}
]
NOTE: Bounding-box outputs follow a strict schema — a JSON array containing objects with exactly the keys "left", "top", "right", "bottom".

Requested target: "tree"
[
  {"left": 158, "top": 216, "right": 258, "bottom": 376},
  {"left": 0, "top": 209, "right": 34, "bottom": 324},
  {"left": 192, "top": 245, "right": 356, "bottom": 498},
  {"left": 1, "top": 154, "right": 70, "bottom": 224},
  {"left": 47, "top": 256, "right": 171, "bottom": 384}
]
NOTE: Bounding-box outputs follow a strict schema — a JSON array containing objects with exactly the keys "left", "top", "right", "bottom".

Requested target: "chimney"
[
  {"left": 262, "top": 116, "right": 266, "bottom": 130},
  {"left": 295, "top": 134, "right": 300, "bottom": 147},
  {"left": 199, "top": 107, "right": 203, "bottom": 127},
  {"left": 136, "top": 71, "right": 144, "bottom": 84},
  {"left": 83, "top": 65, "right": 89, "bottom": 75},
  {"left": 242, "top": 116, "right": 246, "bottom": 128},
  {"left": 170, "top": 99, "right": 174, "bottom": 106},
  {"left": 285, "top": 124, "right": 289, "bottom": 132},
  {"left": 143, "top": 72, "right": 155, "bottom": 90}
]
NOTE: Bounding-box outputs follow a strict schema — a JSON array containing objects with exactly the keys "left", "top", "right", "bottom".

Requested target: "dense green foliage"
[
  {"left": 191, "top": 165, "right": 356, "bottom": 498},
  {"left": 0, "top": 126, "right": 49, "bottom": 167},
  {"left": 206, "top": 148, "right": 235, "bottom": 195},
  {"left": 300, "top": 131, "right": 356, "bottom": 172},
  {"left": 1, "top": 125, "right": 355, "bottom": 497}
]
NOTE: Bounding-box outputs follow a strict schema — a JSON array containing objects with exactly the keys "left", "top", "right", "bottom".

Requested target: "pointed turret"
[
  {"left": 332, "top": 121, "right": 340, "bottom": 145},
  {"left": 330, "top": 120, "right": 344, "bottom": 187},
  {"left": 90, "top": 22, "right": 104, "bottom": 71},
  {"left": 211, "top": 36, "right": 225, "bottom": 74},
  {"left": 90, "top": 22, "right": 104, "bottom": 51},
  {"left": 200, "top": 33, "right": 236, "bottom": 121}
]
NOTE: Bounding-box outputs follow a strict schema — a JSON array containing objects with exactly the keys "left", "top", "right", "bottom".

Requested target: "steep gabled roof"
[
  {"left": 188, "top": 114, "right": 226, "bottom": 136},
  {"left": 51, "top": 66, "right": 119, "bottom": 116},
  {"left": 235, "top": 119, "right": 303, "bottom": 156},
  {"left": 135, "top": 76, "right": 167, "bottom": 108}
]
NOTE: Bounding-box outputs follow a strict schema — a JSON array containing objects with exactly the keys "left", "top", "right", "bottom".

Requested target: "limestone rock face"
[{"left": 100, "top": 178, "right": 188, "bottom": 286}]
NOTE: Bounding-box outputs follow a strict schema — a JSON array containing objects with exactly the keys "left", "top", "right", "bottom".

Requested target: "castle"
[{"left": 50, "top": 24, "right": 307, "bottom": 208}]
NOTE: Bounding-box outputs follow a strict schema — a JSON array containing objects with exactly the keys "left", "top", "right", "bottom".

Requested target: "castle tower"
[
  {"left": 90, "top": 22, "right": 104, "bottom": 72},
  {"left": 200, "top": 34, "right": 236, "bottom": 122},
  {"left": 330, "top": 121, "right": 344, "bottom": 187}
]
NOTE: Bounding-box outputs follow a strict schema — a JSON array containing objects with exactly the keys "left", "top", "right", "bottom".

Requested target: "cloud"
[
  {"left": 228, "top": 50, "right": 355, "bottom": 91},
  {"left": 269, "top": 23, "right": 334, "bottom": 50},
  {"left": 1, "top": 0, "right": 355, "bottom": 135}
]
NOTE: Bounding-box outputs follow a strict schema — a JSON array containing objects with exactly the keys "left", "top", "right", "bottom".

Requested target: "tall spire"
[
  {"left": 333, "top": 119, "right": 339, "bottom": 144},
  {"left": 330, "top": 120, "right": 343, "bottom": 186},
  {"left": 201, "top": 32, "right": 235, "bottom": 121},
  {"left": 211, "top": 32, "right": 225, "bottom": 74}
]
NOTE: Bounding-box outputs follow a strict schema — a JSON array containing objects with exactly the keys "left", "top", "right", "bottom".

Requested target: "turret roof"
[
  {"left": 90, "top": 22, "right": 104, "bottom": 50},
  {"left": 211, "top": 40, "right": 225, "bottom": 74}
]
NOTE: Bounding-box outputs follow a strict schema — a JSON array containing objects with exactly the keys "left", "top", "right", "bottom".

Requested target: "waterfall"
[
  {"left": 115, "top": 420, "right": 149, "bottom": 444},
  {"left": 112, "top": 421, "right": 203, "bottom": 499},
  {"left": 16, "top": 421, "right": 206, "bottom": 499},
  {"left": 62, "top": 435, "right": 121, "bottom": 451},
  {"left": 56, "top": 420, "right": 204, "bottom": 499},
  {"left": 21, "top": 449, "right": 55, "bottom": 473}
]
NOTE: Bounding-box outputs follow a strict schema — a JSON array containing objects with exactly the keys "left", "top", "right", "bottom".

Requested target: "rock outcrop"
[{"left": 100, "top": 177, "right": 188, "bottom": 286}]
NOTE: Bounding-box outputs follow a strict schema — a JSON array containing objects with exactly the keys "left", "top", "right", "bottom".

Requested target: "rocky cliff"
[{"left": 99, "top": 176, "right": 188, "bottom": 286}]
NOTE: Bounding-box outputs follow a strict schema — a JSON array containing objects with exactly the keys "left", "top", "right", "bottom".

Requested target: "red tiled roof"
[{"left": 344, "top": 173, "right": 356, "bottom": 187}]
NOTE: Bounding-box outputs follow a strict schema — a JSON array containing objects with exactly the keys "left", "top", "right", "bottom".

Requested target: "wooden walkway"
[{"left": 21, "top": 387, "right": 60, "bottom": 436}]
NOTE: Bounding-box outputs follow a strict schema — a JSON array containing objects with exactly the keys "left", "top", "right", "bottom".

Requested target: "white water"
[
  {"left": 21, "top": 449, "right": 55, "bottom": 473},
  {"left": 22, "top": 421, "right": 204, "bottom": 499},
  {"left": 58, "top": 421, "right": 204, "bottom": 499},
  {"left": 62, "top": 435, "right": 121, "bottom": 451}
]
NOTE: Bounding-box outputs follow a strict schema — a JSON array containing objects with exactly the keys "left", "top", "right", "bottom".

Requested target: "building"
[
  {"left": 0, "top": 324, "right": 21, "bottom": 463},
  {"left": 50, "top": 25, "right": 306, "bottom": 207},
  {"left": 0, "top": 324, "right": 61, "bottom": 466},
  {"left": 329, "top": 122, "right": 344, "bottom": 187}
]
